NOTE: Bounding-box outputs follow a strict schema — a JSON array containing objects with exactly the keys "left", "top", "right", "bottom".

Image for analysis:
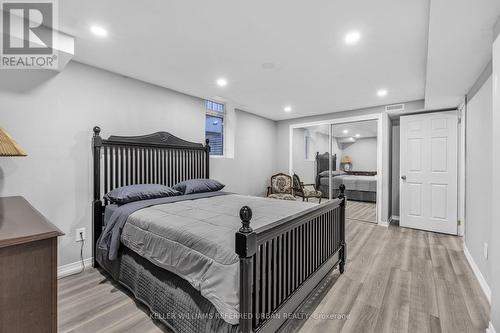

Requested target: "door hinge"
[{"left": 457, "top": 220, "right": 461, "bottom": 226}]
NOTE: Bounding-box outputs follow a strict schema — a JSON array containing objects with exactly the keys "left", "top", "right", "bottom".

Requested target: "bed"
[
  {"left": 92, "top": 127, "right": 346, "bottom": 333},
  {"left": 315, "top": 152, "right": 377, "bottom": 202}
]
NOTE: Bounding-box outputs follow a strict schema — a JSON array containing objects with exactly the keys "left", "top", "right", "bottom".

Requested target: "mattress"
[
  {"left": 319, "top": 174, "right": 377, "bottom": 192},
  {"left": 98, "top": 193, "right": 315, "bottom": 325}
]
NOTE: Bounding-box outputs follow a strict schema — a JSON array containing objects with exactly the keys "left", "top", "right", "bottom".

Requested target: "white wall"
[
  {"left": 465, "top": 75, "right": 493, "bottom": 286},
  {"left": 339, "top": 137, "right": 377, "bottom": 171},
  {"left": 291, "top": 128, "right": 315, "bottom": 184},
  {"left": 0, "top": 61, "right": 276, "bottom": 266},
  {"left": 293, "top": 128, "right": 333, "bottom": 184},
  {"left": 211, "top": 109, "right": 276, "bottom": 197},
  {"left": 459, "top": 20, "right": 500, "bottom": 330},
  {"left": 332, "top": 137, "right": 342, "bottom": 171},
  {"left": 490, "top": 29, "right": 500, "bottom": 331},
  {"left": 311, "top": 131, "right": 331, "bottom": 160}
]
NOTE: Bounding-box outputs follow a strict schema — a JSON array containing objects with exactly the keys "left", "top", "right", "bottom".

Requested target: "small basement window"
[{"left": 205, "top": 100, "right": 224, "bottom": 156}]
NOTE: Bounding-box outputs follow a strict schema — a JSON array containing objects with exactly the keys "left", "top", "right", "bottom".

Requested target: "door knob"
[{"left": 401, "top": 175, "right": 407, "bottom": 180}]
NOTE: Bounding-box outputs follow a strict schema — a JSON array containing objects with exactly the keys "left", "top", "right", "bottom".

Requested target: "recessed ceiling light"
[
  {"left": 355, "top": 134, "right": 361, "bottom": 138},
  {"left": 343, "top": 129, "right": 349, "bottom": 134},
  {"left": 216, "top": 78, "right": 228, "bottom": 87},
  {"left": 262, "top": 62, "right": 276, "bottom": 70},
  {"left": 344, "top": 31, "right": 361, "bottom": 45},
  {"left": 90, "top": 25, "right": 108, "bottom": 37},
  {"left": 284, "top": 106, "right": 292, "bottom": 112},
  {"left": 377, "top": 89, "right": 388, "bottom": 97}
]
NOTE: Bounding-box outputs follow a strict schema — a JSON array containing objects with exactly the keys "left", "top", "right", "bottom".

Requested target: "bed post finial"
[
  {"left": 93, "top": 126, "right": 102, "bottom": 148},
  {"left": 338, "top": 184, "right": 345, "bottom": 197},
  {"left": 338, "top": 183, "right": 346, "bottom": 273},
  {"left": 338, "top": 184, "right": 346, "bottom": 205},
  {"left": 204, "top": 138, "right": 210, "bottom": 178},
  {"left": 236, "top": 205, "right": 256, "bottom": 333},
  {"left": 239, "top": 206, "right": 253, "bottom": 233},
  {"left": 92, "top": 126, "right": 103, "bottom": 269}
]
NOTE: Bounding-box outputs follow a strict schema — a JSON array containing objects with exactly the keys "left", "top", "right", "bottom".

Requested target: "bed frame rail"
[{"left": 236, "top": 185, "right": 346, "bottom": 333}]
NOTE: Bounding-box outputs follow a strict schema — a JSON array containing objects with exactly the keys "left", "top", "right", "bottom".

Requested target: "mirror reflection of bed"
[
  {"left": 330, "top": 121, "right": 377, "bottom": 223},
  {"left": 315, "top": 153, "right": 377, "bottom": 223},
  {"left": 291, "top": 120, "right": 378, "bottom": 223}
]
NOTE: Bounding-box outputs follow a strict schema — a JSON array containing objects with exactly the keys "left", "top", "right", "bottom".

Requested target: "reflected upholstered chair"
[
  {"left": 267, "top": 173, "right": 296, "bottom": 201},
  {"left": 293, "top": 174, "right": 322, "bottom": 203}
]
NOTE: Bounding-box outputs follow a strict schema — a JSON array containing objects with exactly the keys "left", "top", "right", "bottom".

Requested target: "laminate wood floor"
[
  {"left": 345, "top": 200, "right": 376, "bottom": 223},
  {"left": 58, "top": 219, "right": 490, "bottom": 333},
  {"left": 305, "top": 199, "right": 377, "bottom": 224}
]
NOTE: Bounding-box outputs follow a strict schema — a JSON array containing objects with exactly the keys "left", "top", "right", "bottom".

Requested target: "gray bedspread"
[
  {"left": 320, "top": 174, "right": 377, "bottom": 192},
  {"left": 98, "top": 191, "right": 228, "bottom": 261},
  {"left": 99, "top": 193, "right": 314, "bottom": 325}
]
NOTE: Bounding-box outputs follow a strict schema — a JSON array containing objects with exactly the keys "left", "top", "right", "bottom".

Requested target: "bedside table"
[{"left": 0, "top": 196, "right": 64, "bottom": 333}]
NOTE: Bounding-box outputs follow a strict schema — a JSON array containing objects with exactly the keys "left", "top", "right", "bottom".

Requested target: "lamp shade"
[
  {"left": 341, "top": 155, "right": 352, "bottom": 164},
  {"left": 0, "top": 128, "right": 27, "bottom": 156}
]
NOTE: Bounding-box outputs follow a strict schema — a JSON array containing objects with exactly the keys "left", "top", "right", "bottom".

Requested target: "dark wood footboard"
[{"left": 236, "top": 185, "right": 346, "bottom": 333}]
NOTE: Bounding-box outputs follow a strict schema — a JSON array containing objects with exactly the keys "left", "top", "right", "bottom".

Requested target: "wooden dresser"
[{"left": 0, "top": 196, "right": 63, "bottom": 333}]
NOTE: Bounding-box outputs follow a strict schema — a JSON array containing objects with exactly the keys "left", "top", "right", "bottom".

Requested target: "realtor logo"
[{"left": 1, "top": 0, "right": 58, "bottom": 69}]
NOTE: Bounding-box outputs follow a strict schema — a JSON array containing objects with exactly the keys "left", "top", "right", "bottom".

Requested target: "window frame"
[
  {"left": 304, "top": 129, "right": 315, "bottom": 161},
  {"left": 205, "top": 100, "right": 226, "bottom": 157}
]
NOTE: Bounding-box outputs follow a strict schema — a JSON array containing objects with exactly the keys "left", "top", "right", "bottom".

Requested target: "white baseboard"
[
  {"left": 488, "top": 321, "right": 497, "bottom": 333},
  {"left": 463, "top": 245, "right": 491, "bottom": 303},
  {"left": 378, "top": 220, "right": 389, "bottom": 227},
  {"left": 58, "top": 257, "right": 93, "bottom": 279},
  {"left": 389, "top": 215, "right": 400, "bottom": 224}
]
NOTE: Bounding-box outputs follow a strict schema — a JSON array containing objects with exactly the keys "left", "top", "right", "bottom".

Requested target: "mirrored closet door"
[
  {"left": 291, "top": 119, "right": 379, "bottom": 224},
  {"left": 332, "top": 120, "right": 378, "bottom": 223},
  {"left": 291, "top": 124, "right": 335, "bottom": 202}
]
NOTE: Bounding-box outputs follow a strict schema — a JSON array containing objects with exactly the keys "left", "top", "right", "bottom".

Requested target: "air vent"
[{"left": 385, "top": 103, "right": 405, "bottom": 112}]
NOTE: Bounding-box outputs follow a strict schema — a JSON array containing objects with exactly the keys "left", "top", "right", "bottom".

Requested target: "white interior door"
[{"left": 400, "top": 111, "right": 458, "bottom": 235}]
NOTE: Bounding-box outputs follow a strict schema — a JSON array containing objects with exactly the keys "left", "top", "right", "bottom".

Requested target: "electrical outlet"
[
  {"left": 484, "top": 242, "right": 488, "bottom": 260},
  {"left": 75, "top": 228, "right": 86, "bottom": 242}
]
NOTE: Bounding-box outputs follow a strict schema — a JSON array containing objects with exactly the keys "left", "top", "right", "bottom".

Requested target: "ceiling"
[
  {"left": 333, "top": 120, "right": 377, "bottom": 139},
  {"left": 425, "top": 0, "right": 500, "bottom": 109},
  {"left": 57, "top": 1, "right": 500, "bottom": 121},
  {"left": 300, "top": 119, "right": 377, "bottom": 139}
]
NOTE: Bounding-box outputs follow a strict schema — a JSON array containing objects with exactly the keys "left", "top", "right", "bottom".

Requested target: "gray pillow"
[
  {"left": 319, "top": 170, "right": 346, "bottom": 177},
  {"left": 104, "top": 184, "right": 181, "bottom": 205},
  {"left": 173, "top": 178, "right": 225, "bottom": 195}
]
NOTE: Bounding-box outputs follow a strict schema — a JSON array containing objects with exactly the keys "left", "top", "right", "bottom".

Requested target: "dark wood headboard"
[
  {"left": 91, "top": 126, "right": 210, "bottom": 267},
  {"left": 315, "top": 152, "right": 336, "bottom": 188},
  {"left": 316, "top": 152, "right": 336, "bottom": 174}
]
